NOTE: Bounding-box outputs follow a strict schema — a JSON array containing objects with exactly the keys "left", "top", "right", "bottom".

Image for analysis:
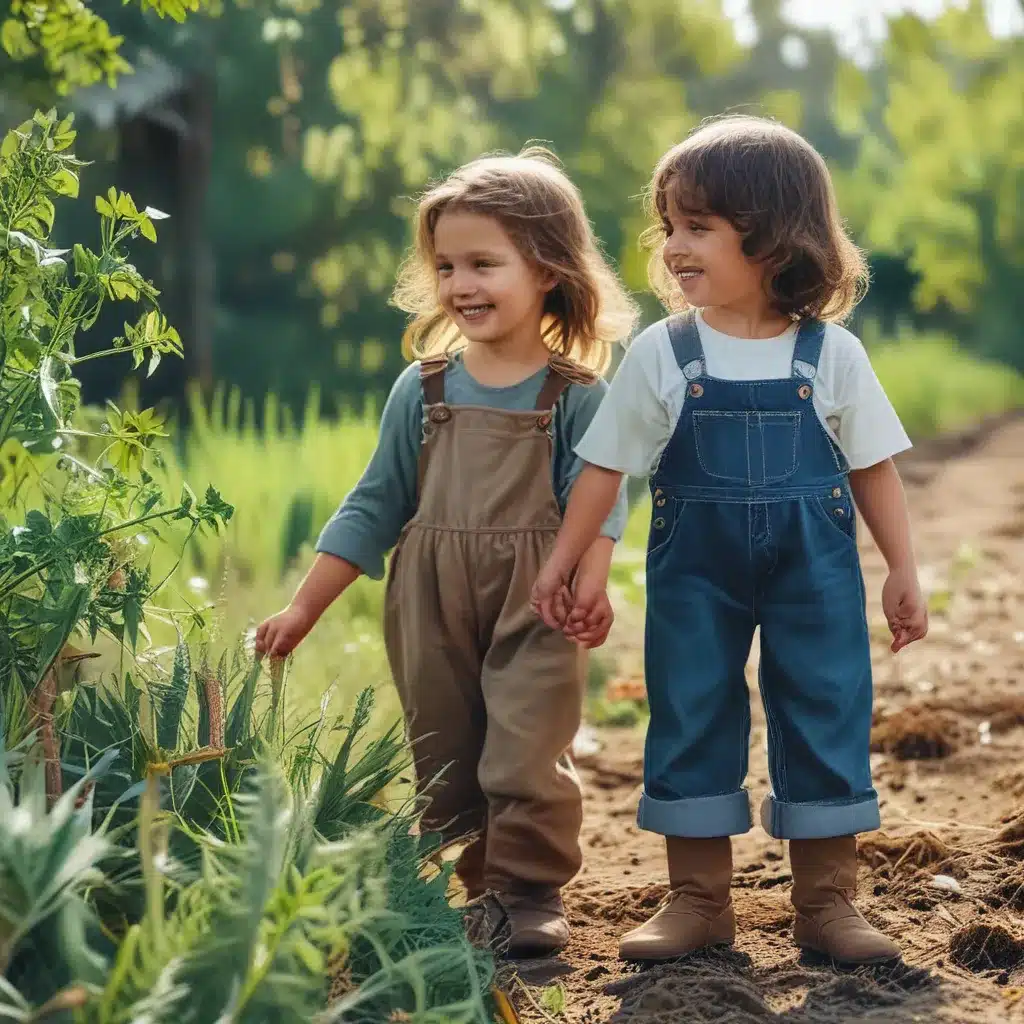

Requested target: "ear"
[{"left": 537, "top": 267, "right": 559, "bottom": 293}]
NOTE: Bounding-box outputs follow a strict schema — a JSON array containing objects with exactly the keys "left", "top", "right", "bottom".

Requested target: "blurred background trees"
[{"left": 3, "top": 0, "right": 1022, "bottom": 415}]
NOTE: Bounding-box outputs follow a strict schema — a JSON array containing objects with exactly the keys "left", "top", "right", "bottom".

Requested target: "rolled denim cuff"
[
  {"left": 637, "top": 788, "right": 752, "bottom": 838},
  {"left": 759, "top": 792, "right": 881, "bottom": 840}
]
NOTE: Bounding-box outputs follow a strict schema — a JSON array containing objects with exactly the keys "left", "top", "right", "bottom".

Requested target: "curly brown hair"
[
  {"left": 642, "top": 115, "right": 868, "bottom": 322},
  {"left": 392, "top": 145, "right": 638, "bottom": 373}
]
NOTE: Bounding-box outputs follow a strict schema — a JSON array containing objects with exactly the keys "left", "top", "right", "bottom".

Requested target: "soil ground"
[{"left": 508, "top": 414, "right": 1024, "bottom": 1023}]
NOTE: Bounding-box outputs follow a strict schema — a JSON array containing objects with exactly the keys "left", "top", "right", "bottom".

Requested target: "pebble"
[{"left": 573, "top": 725, "right": 602, "bottom": 758}]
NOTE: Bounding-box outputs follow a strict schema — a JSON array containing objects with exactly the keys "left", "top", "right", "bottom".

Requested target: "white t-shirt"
[{"left": 576, "top": 311, "right": 912, "bottom": 476}]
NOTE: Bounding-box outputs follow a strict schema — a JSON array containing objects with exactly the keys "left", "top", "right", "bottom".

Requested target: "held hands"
[
  {"left": 882, "top": 565, "right": 929, "bottom": 653},
  {"left": 531, "top": 563, "right": 614, "bottom": 649},
  {"left": 563, "top": 576, "right": 614, "bottom": 649}
]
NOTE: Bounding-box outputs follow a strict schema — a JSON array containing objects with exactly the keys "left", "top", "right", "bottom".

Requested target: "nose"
[
  {"left": 448, "top": 268, "right": 478, "bottom": 298},
  {"left": 663, "top": 234, "right": 687, "bottom": 261}
]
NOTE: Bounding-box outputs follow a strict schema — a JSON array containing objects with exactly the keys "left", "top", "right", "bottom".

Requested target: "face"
[
  {"left": 660, "top": 189, "right": 769, "bottom": 312},
  {"left": 433, "top": 210, "right": 553, "bottom": 348}
]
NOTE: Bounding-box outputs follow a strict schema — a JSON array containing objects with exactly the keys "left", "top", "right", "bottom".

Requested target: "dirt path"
[{"left": 512, "top": 415, "right": 1024, "bottom": 1023}]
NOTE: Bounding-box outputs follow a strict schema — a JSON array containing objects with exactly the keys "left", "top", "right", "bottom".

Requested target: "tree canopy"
[{"left": 3, "top": 0, "right": 1021, "bottom": 411}]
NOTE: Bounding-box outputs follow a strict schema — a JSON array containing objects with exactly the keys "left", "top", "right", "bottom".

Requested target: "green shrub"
[
  {"left": 865, "top": 326, "right": 1024, "bottom": 438},
  {"left": 0, "top": 110, "right": 494, "bottom": 1023}
]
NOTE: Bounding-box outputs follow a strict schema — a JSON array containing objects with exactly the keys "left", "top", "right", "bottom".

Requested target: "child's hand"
[
  {"left": 564, "top": 584, "right": 614, "bottom": 649},
  {"left": 255, "top": 603, "right": 316, "bottom": 658},
  {"left": 531, "top": 563, "right": 573, "bottom": 630},
  {"left": 882, "top": 566, "right": 928, "bottom": 653}
]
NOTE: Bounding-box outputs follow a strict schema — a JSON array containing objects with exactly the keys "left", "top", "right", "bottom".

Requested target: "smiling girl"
[{"left": 256, "top": 147, "right": 637, "bottom": 957}]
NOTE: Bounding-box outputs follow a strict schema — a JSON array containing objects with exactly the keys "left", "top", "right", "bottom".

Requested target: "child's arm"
[
  {"left": 255, "top": 554, "right": 361, "bottom": 656},
  {"left": 850, "top": 458, "right": 928, "bottom": 652},
  {"left": 532, "top": 464, "right": 624, "bottom": 630},
  {"left": 545, "top": 370, "right": 645, "bottom": 640},
  {"left": 255, "top": 363, "right": 423, "bottom": 657}
]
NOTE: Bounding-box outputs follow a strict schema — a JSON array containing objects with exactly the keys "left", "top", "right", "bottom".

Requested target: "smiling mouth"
[
  {"left": 673, "top": 267, "right": 703, "bottom": 282},
  {"left": 456, "top": 304, "right": 494, "bottom": 320}
]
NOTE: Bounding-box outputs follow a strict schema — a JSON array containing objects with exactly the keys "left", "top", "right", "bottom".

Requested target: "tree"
[
  {"left": 0, "top": 0, "right": 218, "bottom": 95},
  {"left": 838, "top": 2, "right": 1024, "bottom": 367}
]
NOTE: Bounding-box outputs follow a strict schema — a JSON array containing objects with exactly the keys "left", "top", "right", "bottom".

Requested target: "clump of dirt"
[
  {"left": 733, "top": 861, "right": 794, "bottom": 894},
  {"left": 996, "top": 769, "right": 1024, "bottom": 799},
  {"left": 949, "top": 919, "right": 1024, "bottom": 973},
  {"left": 991, "top": 813, "right": 1024, "bottom": 860},
  {"left": 871, "top": 707, "right": 961, "bottom": 760},
  {"left": 600, "top": 954, "right": 940, "bottom": 1024},
  {"left": 859, "top": 831, "right": 958, "bottom": 877},
  {"left": 924, "top": 695, "right": 1024, "bottom": 735},
  {"left": 572, "top": 885, "right": 664, "bottom": 927},
  {"left": 601, "top": 950, "right": 775, "bottom": 1023},
  {"left": 987, "top": 870, "right": 1024, "bottom": 911}
]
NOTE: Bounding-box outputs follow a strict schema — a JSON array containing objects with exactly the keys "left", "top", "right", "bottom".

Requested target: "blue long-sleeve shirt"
[{"left": 316, "top": 354, "right": 629, "bottom": 580}]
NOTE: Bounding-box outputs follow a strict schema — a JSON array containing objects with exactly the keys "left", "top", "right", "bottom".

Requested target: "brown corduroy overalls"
[{"left": 383, "top": 355, "right": 586, "bottom": 898}]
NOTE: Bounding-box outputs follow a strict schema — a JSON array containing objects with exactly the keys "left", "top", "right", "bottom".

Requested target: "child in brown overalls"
[{"left": 256, "top": 147, "right": 637, "bottom": 957}]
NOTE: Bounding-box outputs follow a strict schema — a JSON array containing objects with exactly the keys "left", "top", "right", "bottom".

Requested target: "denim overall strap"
[
  {"left": 791, "top": 318, "right": 826, "bottom": 380},
  {"left": 665, "top": 311, "right": 705, "bottom": 380}
]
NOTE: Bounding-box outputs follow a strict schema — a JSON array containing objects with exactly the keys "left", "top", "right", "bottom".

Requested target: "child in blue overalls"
[{"left": 533, "top": 115, "right": 929, "bottom": 966}]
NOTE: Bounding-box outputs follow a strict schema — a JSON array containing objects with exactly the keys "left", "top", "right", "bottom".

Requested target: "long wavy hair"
[
  {"left": 392, "top": 146, "right": 638, "bottom": 374},
  {"left": 642, "top": 115, "right": 868, "bottom": 323}
]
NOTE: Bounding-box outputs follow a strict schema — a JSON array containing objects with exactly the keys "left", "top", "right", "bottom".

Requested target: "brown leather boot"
[
  {"left": 463, "top": 889, "right": 569, "bottom": 959},
  {"left": 618, "top": 837, "right": 735, "bottom": 962},
  {"left": 503, "top": 889, "right": 569, "bottom": 959},
  {"left": 790, "top": 836, "right": 900, "bottom": 965}
]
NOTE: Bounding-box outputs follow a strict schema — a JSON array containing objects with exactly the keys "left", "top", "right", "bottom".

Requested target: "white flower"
[
  {"left": 74, "top": 563, "right": 89, "bottom": 585},
  {"left": 8, "top": 807, "right": 31, "bottom": 836},
  {"left": 188, "top": 576, "right": 209, "bottom": 593}
]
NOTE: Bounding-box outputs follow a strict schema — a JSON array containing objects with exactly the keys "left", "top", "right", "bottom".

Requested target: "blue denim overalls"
[{"left": 640, "top": 310, "right": 880, "bottom": 841}]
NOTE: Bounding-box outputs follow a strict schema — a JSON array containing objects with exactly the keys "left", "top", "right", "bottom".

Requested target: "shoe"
[
  {"left": 790, "top": 835, "right": 901, "bottom": 966},
  {"left": 503, "top": 889, "right": 569, "bottom": 958},
  {"left": 463, "top": 889, "right": 569, "bottom": 959},
  {"left": 618, "top": 836, "right": 735, "bottom": 962}
]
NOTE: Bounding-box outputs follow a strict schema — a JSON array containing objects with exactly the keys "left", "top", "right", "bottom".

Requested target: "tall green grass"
[
  {"left": 863, "top": 327, "right": 1024, "bottom": 437},
  {"left": 152, "top": 389, "right": 392, "bottom": 724}
]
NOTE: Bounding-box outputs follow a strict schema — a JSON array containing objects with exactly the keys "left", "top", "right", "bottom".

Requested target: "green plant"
[
  {"left": 1, "top": 109, "right": 495, "bottom": 1022},
  {"left": 1, "top": 0, "right": 220, "bottom": 95},
  {"left": 0, "top": 665, "right": 495, "bottom": 1021},
  {"left": 145, "top": 388, "right": 394, "bottom": 726},
  {"left": 0, "top": 110, "right": 233, "bottom": 782},
  {"left": 0, "top": 734, "right": 117, "bottom": 1005},
  {"left": 864, "top": 327, "right": 1024, "bottom": 438}
]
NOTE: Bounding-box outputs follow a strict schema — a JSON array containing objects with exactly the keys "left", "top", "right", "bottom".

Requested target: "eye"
[
  {"left": 475, "top": 259, "right": 496, "bottom": 269},
  {"left": 689, "top": 221, "right": 709, "bottom": 233},
  {"left": 436, "top": 262, "right": 453, "bottom": 274}
]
